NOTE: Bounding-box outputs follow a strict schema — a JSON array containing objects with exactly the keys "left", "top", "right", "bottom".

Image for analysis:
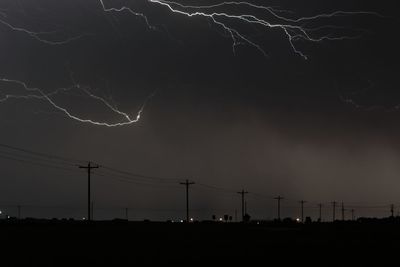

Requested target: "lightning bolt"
[
  {"left": 100, "top": 0, "right": 382, "bottom": 59},
  {"left": 0, "top": 9, "right": 87, "bottom": 45},
  {"left": 99, "top": 0, "right": 156, "bottom": 30},
  {"left": 0, "top": 78, "right": 153, "bottom": 127},
  {"left": 0, "top": 1, "right": 383, "bottom": 127},
  {"left": 340, "top": 94, "right": 398, "bottom": 112},
  {"left": 339, "top": 80, "right": 400, "bottom": 112}
]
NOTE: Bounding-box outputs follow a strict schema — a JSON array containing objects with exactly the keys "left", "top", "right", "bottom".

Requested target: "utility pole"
[
  {"left": 299, "top": 200, "right": 306, "bottom": 223},
  {"left": 332, "top": 201, "right": 337, "bottom": 222},
  {"left": 91, "top": 202, "right": 94, "bottom": 221},
  {"left": 390, "top": 204, "right": 394, "bottom": 218},
  {"left": 274, "top": 196, "right": 284, "bottom": 221},
  {"left": 17, "top": 205, "right": 21, "bottom": 219},
  {"left": 341, "top": 202, "right": 345, "bottom": 221},
  {"left": 79, "top": 162, "right": 99, "bottom": 222},
  {"left": 180, "top": 179, "right": 195, "bottom": 222},
  {"left": 318, "top": 204, "right": 323, "bottom": 222},
  {"left": 237, "top": 190, "right": 249, "bottom": 222}
]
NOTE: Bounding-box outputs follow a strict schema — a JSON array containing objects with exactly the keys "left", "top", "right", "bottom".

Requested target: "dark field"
[{"left": 1, "top": 219, "right": 399, "bottom": 266}]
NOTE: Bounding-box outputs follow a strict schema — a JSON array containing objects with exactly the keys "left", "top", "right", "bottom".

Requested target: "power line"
[
  {"left": 0, "top": 143, "right": 182, "bottom": 186},
  {"left": 0, "top": 154, "right": 80, "bottom": 173},
  {"left": 97, "top": 170, "right": 175, "bottom": 185},
  {"left": 0, "top": 153, "right": 182, "bottom": 189},
  {"left": 0, "top": 143, "right": 84, "bottom": 164},
  {"left": 101, "top": 165, "right": 179, "bottom": 183},
  {"left": 0, "top": 149, "right": 76, "bottom": 167},
  {"left": 196, "top": 183, "right": 237, "bottom": 194},
  {"left": 1, "top": 142, "right": 400, "bottom": 219},
  {"left": 96, "top": 171, "right": 182, "bottom": 189}
]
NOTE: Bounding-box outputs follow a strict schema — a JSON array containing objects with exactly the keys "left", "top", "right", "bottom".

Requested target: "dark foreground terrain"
[{"left": 0, "top": 219, "right": 399, "bottom": 266}]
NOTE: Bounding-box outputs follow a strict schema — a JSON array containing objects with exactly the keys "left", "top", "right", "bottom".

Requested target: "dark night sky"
[{"left": 0, "top": 0, "right": 399, "bottom": 220}]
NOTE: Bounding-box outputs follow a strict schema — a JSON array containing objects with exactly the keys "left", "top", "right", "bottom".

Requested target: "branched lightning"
[
  {"left": 100, "top": 0, "right": 382, "bottom": 59},
  {"left": 0, "top": 78, "right": 153, "bottom": 127},
  {"left": 339, "top": 80, "right": 400, "bottom": 112},
  {"left": 0, "top": 1, "right": 383, "bottom": 127},
  {"left": 0, "top": 10, "right": 87, "bottom": 45},
  {"left": 340, "top": 94, "right": 399, "bottom": 112},
  {"left": 99, "top": 0, "right": 156, "bottom": 30}
]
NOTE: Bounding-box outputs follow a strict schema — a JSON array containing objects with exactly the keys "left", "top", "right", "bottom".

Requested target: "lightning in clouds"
[
  {"left": 100, "top": 0, "right": 382, "bottom": 59},
  {"left": 0, "top": 78, "right": 152, "bottom": 127},
  {"left": 340, "top": 94, "right": 400, "bottom": 112},
  {"left": 0, "top": 2, "right": 150, "bottom": 127},
  {"left": 339, "top": 79, "right": 400, "bottom": 112},
  {"left": 99, "top": 0, "right": 156, "bottom": 30},
  {"left": 0, "top": 0, "right": 382, "bottom": 56},
  {"left": 0, "top": 9, "right": 87, "bottom": 45},
  {"left": 0, "top": 1, "right": 383, "bottom": 127}
]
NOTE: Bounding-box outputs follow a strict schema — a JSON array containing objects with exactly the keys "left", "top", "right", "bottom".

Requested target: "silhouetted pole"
[
  {"left": 274, "top": 196, "right": 284, "bottom": 221},
  {"left": 332, "top": 201, "right": 337, "bottom": 221},
  {"left": 17, "top": 205, "right": 21, "bottom": 219},
  {"left": 390, "top": 204, "right": 394, "bottom": 217},
  {"left": 237, "top": 190, "right": 248, "bottom": 222},
  {"left": 244, "top": 201, "right": 247, "bottom": 215},
  {"left": 341, "top": 202, "right": 345, "bottom": 221},
  {"left": 299, "top": 200, "right": 306, "bottom": 223},
  {"left": 79, "top": 162, "right": 99, "bottom": 222},
  {"left": 180, "top": 179, "right": 195, "bottom": 222},
  {"left": 91, "top": 202, "right": 94, "bottom": 221},
  {"left": 318, "top": 204, "right": 323, "bottom": 222}
]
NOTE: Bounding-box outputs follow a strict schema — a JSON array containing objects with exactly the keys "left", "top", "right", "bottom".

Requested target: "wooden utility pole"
[
  {"left": 17, "top": 205, "right": 21, "bottom": 219},
  {"left": 274, "top": 196, "right": 284, "bottom": 221},
  {"left": 318, "top": 204, "right": 323, "bottom": 222},
  {"left": 180, "top": 179, "right": 195, "bottom": 222},
  {"left": 332, "top": 201, "right": 337, "bottom": 222},
  {"left": 79, "top": 162, "right": 99, "bottom": 222},
  {"left": 237, "top": 190, "right": 249, "bottom": 222},
  {"left": 299, "top": 200, "right": 307, "bottom": 223},
  {"left": 341, "top": 202, "right": 345, "bottom": 221},
  {"left": 91, "top": 202, "right": 94, "bottom": 221}
]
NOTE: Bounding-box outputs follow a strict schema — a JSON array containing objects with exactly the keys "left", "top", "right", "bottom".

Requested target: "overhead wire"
[{"left": 0, "top": 142, "right": 398, "bottom": 212}]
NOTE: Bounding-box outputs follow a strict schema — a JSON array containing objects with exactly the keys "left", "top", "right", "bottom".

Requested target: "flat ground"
[{"left": 0, "top": 220, "right": 398, "bottom": 266}]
